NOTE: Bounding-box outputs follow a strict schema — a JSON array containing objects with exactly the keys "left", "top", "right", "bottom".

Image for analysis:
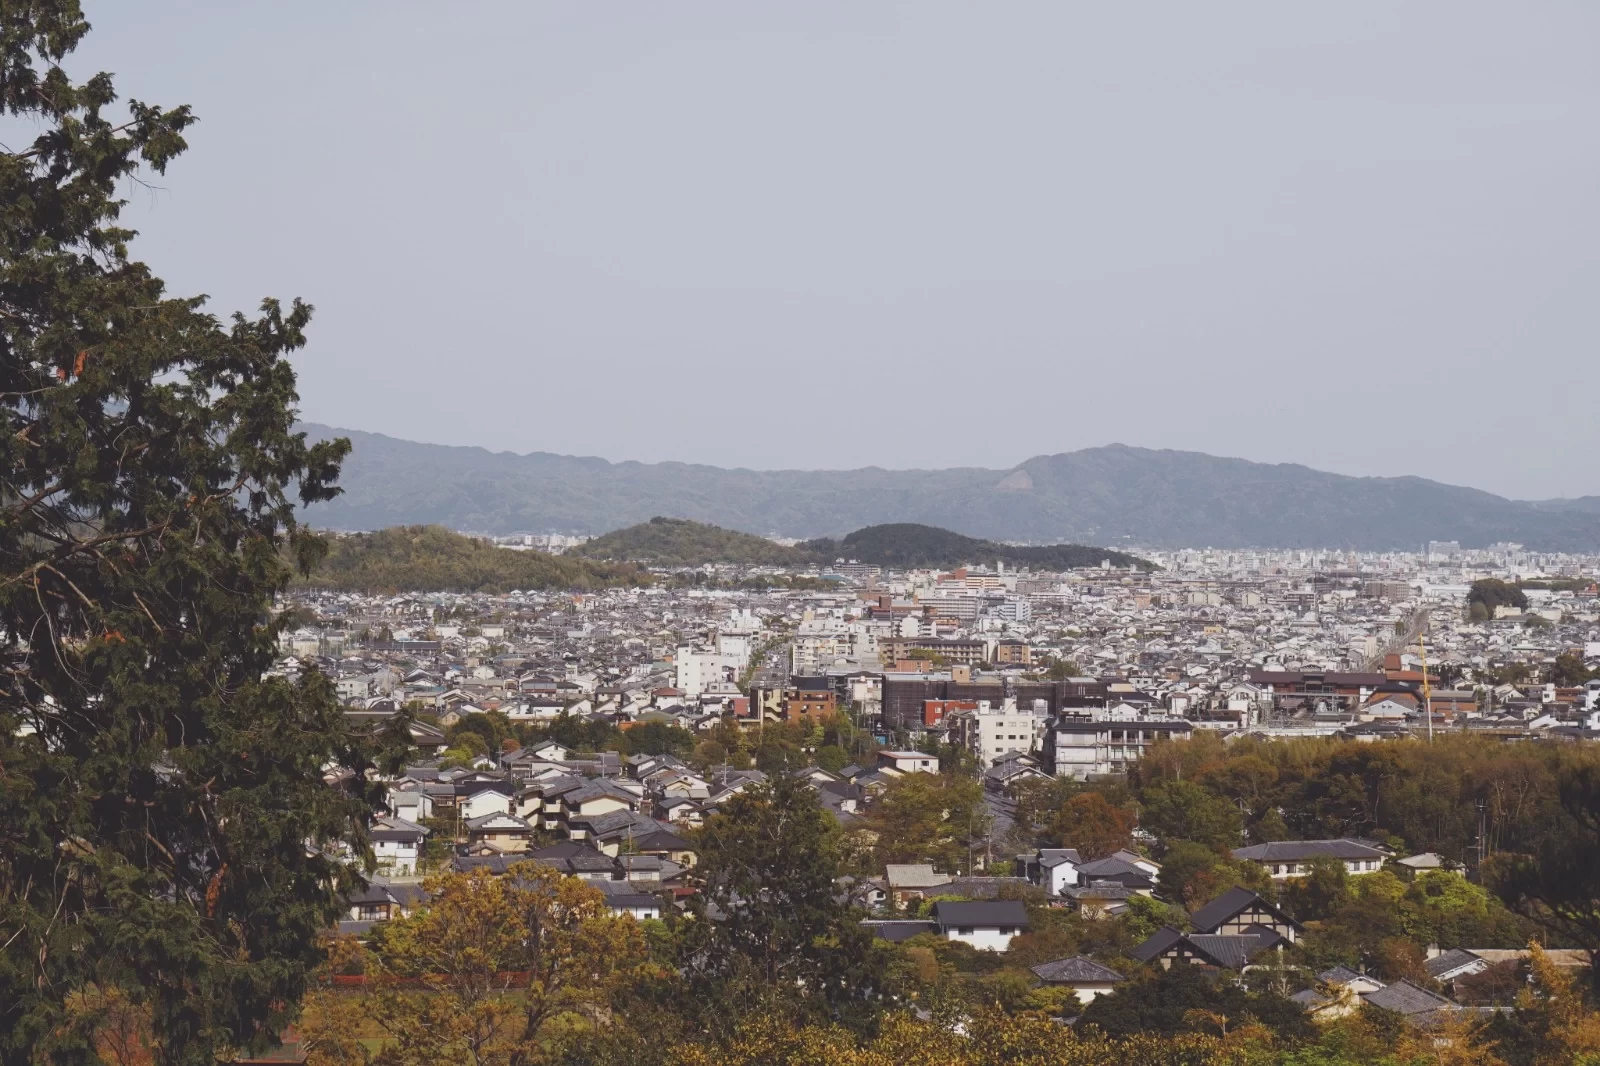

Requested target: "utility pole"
[{"left": 1419, "top": 629, "right": 1434, "bottom": 743}]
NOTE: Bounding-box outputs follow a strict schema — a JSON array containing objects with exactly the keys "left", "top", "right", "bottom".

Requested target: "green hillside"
[
  {"left": 300, "top": 526, "right": 644, "bottom": 593},
  {"left": 571, "top": 516, "right": 808, "bottom": 567},
  {"left": 802, "top": 523, "right": 1154, "bottom": 572}
]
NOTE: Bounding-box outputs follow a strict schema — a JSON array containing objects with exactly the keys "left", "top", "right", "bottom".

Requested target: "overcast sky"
[{"left": 72, "top": 2, "right": 1600, "bottom": 498}]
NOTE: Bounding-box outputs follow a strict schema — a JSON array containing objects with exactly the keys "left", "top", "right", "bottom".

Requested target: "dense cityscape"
[{"left": 7, "top": 3, "right": 1600, "bottom": 1065}]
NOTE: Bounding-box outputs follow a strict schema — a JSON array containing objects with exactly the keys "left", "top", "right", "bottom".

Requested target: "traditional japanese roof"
[
  {"left": 1030, "top": 956, "right": 1125, "bottom": 984},
  {"left": 1188, "top": 887, "right": 1302, "bottom": 934},
  {"left": 1361, "top": 979, "right": 1457, "bottom": 1016},
  {"left": 1231, "top": 839, "right": 1387, "bottom": 863}
]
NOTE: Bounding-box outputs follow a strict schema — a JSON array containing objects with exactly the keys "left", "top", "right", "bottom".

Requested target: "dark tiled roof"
[
  {"left": 1232, "top": 839, "right": 1386, "bottom": 863},
  {"left": 863, "top": 920, "right": 940, "bottom": 942},
  {"left": 1425, "top": 948, "right": 1484, "bottom": 979},
  {"left": 1188, "top": 887, "right": 1301, "bottom": 934},
  {"left": 1318, "top": 965, "right": 1378, "bottom": 987},
  {"left": 931, "top": 900, "right": 1030, "bottom": 930},
  {"left": 1130, "top": 925, "right": 1185, "bottom": 963},
  {"left": 1031, "top": 955, "right": 1125, "bottom": 984},
  {"left": 1362, "top": 979, "right": 1457, "bottom": 1015},
  {"left": 1186, "top": 933, "right": 1271, "bottom": 970}
]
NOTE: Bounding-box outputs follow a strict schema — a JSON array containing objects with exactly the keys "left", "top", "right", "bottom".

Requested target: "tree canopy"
[
  {"left": 0, "top": 4, "right": 406, "bottom": 1061},
  {"left": 301, "top": 525, "right": 644, "bottom": 593}
]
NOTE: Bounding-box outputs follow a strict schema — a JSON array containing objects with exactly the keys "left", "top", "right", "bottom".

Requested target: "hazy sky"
[{"left": 71, "top": 2, "right": 1600, "bottom": 498}]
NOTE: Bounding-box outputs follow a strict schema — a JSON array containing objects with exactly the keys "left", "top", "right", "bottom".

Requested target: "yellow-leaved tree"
[{"left": 302, "top": 863, "right": 649, "bottom": 1066}]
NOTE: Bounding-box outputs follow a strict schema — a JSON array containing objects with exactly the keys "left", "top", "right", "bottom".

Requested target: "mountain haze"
[{"left": 297, "top": 424, "right": 1600, "bottom": 550}]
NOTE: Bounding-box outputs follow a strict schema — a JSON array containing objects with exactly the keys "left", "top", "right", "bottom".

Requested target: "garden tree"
[
  {"left": 353, "top": 863, "right": 649, "bottom": 1065},
  {"left": 690, "top": 739, "right": 728, "bottom": 771},
  {"left": 1007, "top": 775, "right": 1079, "bottom": 842},
  {"left": 0, "top": 6, "right": 407, "bottom": 1063},
  {"left": 1118, "top": 893, "right": 1187, "bottom": 944},
  {"left": 449, "top": 709, "right": 514, "bottom": 754},
  {"left": 619, "top": 720, "right": 695, "bottom": 757},
  {"left": 679, "top": 773, "right": 892, "bottom": 1036},
  {"left": 814, "top": 743, "right": 848, "bottom": 774},
  {"left": 1279, "top": 855, "right": 1350, "bottom": 922},
  {"left": 1156, "top": 842, "right": 1272, "bottom": 911},
  {"left": 866, "top": 772, "right": 989, "bottom": 872},
  {"left": 1049, "top": 792, "right": 1133, "bottom": 860},
  {"left": 1548, "top": 651, "right": 1596, "bottom": 688},
  {"left": 1043, "top": 658, "right": 1082, "bottom": 681},
  {"left": 1076, "top": 962, "right": 1314, "bottom": 1043},
  {"left": 1137, "top": 778, "right": 1243, "bottom": 852}
]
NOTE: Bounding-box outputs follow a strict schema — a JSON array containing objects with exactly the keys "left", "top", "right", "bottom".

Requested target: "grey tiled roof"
[
  {"left": 1425, "top": 948, "right": 1484, "bottom": 979},
  {"left": 1130, "top": 925, "right": 1184, "bottom": 963},
  {"left": 1232, "top": 839, "right": 1386, "bottom": 863},
  {"left": 1188, "top": 886, "right": 1300, "bottom": 934},
  {"left": 1186, "top": 933, "right": 1271, "bottom": 970},
  {"left": 1030, "top": 955, "right": 1125, "bottom": 984},
  {"left": 1362, "top": 979, "right": 1457, "bottom": 1015},
  {"left": 931, "top": 900, "right": 1030, "bottom": 930}
]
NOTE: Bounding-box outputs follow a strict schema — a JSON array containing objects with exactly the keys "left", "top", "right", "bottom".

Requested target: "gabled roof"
[
  {"left": 1425, "top": 948, "right": 1484, "bottom": 980},
  {"left": 1188, "top": 887, "right": 1303, "bottom": 934},
  {"left": 1030, "top": 955, "right": 1125, "bottom": 984},
  {"left": 1184, "top": 933, "right": 1274, "bottom": 970},
  {"left": 1318, "top": 965, "right": 1382, "bottom": 988},
  {"left": 1129, "top": 925, "right": 1185, "bottom": 963},
  {"left": 885, "top": 864, "right": 951, "bottom": 889},
  {"left": 464, "top": 812, "right": 533, "bottom": 831},
  {"left": 1361, "top": 979, "right": 1457, "bottom": 1016}
]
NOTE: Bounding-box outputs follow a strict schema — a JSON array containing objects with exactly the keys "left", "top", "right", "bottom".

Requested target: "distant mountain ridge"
[{"left": 296, "top": 424, "right": 1600, "bottom": 550}]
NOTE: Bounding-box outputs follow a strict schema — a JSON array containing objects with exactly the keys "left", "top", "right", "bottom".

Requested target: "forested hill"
[
  {"left": 571, "top": 517, "right": 809, "bottom": 567},
  {"left": 298, "top": 526, "right": 644, "bottom": 593},
  {"left": 803, "top": 524, "right": 1155, "bottom": 571},
  {"left": 296, "top": 424, "right": 1600, "bottom": 550},
  {"left": 573, "top": 517, "right": 1152, "bottom": 572}
]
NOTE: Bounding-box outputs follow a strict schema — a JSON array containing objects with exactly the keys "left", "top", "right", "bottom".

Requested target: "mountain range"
[{"left": 297, "top": 424, "right": 1600, "bottom": 550}]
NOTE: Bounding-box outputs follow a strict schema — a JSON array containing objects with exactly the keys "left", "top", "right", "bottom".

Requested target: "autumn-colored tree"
[
  {"left": 361, "top": 863, "right": 648, "bottom": 1065},
  {"left": 867, "top": 772, "right": 989, "bottom": 872},
  {"left": 1050, "top": 793, "right": 1134, "bottom": 861}
]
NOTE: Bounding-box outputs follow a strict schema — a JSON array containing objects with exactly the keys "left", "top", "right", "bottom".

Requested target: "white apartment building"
[
  {"left": 674, "top": 646, "right": 740, "bottom": 698},
  {"left": 948, "top": 697, "right": 1047, "bottom": 768}
]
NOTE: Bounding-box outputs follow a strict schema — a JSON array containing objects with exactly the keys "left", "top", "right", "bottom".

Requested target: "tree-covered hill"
[
  {"left": 300, "top": 526, "right": 644, "bottom": 592},
  {"left": 571, "top": 516, "right": 809, "bottom": 567},
  {"left": 802, "top": 523, "right": 1155, "bottom": 571}
]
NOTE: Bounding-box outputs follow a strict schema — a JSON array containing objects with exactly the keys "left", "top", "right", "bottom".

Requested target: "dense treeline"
[
  {"left": 299, "top": 525, "right": 645, "bottom": 593},
  {"left": 568, "top": 516, "right": 1156, "bottom": 572}
]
